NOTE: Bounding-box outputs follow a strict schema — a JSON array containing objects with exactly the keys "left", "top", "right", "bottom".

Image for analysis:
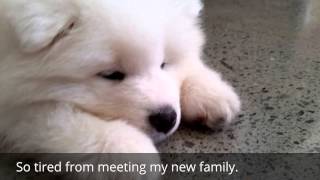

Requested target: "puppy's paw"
[{"left": 181, "top": 70, "right": 241, "bottom": 129}]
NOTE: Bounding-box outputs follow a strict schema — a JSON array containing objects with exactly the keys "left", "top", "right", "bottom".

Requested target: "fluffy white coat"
[{"left": 0, "top": 0, "right": 240, "bottom": 153}]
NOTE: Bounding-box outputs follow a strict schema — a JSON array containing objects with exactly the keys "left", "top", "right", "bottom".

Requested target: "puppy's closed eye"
[
  {"left": 161, "top": 62, "right": 167, "bottom": 69},
  {"left": 97, "top": 71, "right": 126, "bottom": 81}
]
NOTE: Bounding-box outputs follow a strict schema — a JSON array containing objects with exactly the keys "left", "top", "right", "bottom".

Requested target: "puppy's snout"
[{"left": 149, "top": 106, "right": 177, "bottom": 134}]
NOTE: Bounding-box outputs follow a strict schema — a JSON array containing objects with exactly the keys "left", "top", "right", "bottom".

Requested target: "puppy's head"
[{"left": 0, "top": 0, "right": 204, "bottom": 142}]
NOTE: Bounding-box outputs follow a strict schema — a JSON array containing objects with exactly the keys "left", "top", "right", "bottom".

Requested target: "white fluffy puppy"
[{"left": 0, "top": 0, "right": 240, "bottom": 153}]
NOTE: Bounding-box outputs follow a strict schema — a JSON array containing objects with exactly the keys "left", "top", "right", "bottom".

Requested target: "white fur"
[{"left": 0, "top": 0, "right": 240, "bottom": 153}]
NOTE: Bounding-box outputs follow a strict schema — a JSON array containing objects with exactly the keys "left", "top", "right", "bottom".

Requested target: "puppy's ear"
[
  {"left": 175, "top": 0, "right": 203, "bottom": 18},
  {"left": 4, "top": 0, "right": 78, "bottom": 53}
]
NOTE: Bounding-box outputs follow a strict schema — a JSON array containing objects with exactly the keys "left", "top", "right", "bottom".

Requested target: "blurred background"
[{"left": 159, "top": 0, "right": 320, "bottom": 153}]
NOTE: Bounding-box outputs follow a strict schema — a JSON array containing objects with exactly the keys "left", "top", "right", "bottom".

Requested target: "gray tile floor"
[{"left": 159, "top": 0, "right": 320, "bottom": 153}]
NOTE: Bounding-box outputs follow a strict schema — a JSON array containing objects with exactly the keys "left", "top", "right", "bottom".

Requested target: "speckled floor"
[{"left": 159, "top": 0, "right": 320, "bottom": 153}]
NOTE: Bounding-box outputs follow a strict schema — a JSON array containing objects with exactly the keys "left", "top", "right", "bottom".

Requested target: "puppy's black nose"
[{"left": 149, "top": 106, "right": 177, "bottom": 134}]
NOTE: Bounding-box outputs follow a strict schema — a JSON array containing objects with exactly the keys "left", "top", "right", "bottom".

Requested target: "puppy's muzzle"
[{"left": 148, "top": 105, "right": 177, "bottom": 134}]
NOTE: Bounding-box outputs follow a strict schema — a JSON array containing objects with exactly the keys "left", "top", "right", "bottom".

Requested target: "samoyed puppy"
[{"left": 0, "top": 0, "right": 240, "bottom": 153}]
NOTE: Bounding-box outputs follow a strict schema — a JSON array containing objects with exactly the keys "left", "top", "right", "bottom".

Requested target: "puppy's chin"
[{"left": 150, "top": 131, "right": 169, "bottom": 144}]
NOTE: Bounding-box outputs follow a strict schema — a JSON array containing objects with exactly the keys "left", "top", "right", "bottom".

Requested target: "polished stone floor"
[{"left": 159, "top": 0, "right": 320, "bottom": 153}]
